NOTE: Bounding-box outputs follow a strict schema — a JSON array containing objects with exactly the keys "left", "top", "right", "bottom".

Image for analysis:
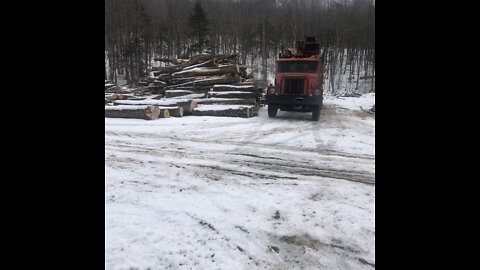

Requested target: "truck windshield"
[{"left": 279, "top": 61, "right": 317, "bottom": 73}]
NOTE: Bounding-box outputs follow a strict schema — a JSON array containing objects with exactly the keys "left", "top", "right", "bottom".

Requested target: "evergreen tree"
[{"left": 188, "top": 1, "right": 209, "bottom": 54}]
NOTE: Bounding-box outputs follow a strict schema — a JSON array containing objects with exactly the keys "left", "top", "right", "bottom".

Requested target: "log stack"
[{"left": 105, "top": 53, "right": 263, "bottom": 120}]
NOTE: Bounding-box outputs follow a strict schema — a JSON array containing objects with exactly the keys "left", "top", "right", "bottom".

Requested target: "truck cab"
[{"left": 266, "top": 37, "right": 324, "bottom": 121}]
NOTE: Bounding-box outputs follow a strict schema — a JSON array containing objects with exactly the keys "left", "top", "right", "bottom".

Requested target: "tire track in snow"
[{"left": 105, "top": 137, "right": 374, "bottom": 185}]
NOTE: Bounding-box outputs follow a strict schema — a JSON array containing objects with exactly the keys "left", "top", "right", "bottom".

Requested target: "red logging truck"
[{"left": 266, "top": 36, "right": 324, "bottom": 121}]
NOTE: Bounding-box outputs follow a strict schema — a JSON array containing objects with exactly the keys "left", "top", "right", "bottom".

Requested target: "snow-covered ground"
[{"left": 105, "top": 93, "right": 375, "bottom": 270}]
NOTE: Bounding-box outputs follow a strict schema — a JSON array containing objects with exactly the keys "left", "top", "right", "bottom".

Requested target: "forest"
[{"left": 105, "top": 0, "right": 375, "bottom": 94}]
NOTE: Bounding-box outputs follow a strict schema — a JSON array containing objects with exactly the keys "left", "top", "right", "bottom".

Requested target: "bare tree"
[{"left": 105, "top": 0, "right": 375, "bottom": 92}]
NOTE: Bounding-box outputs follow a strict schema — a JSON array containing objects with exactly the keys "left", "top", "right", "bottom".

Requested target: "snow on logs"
[
  {"left": 104, "top": 105, "right": 185, "bottom": 120},
  {"left": 154, "top": 53, "right": 238, "bottom": 75},
  {"left": 114, "top": 99, "right": 197, "bottom": 115},
  {"left": 105, "top": 52, "right": 262, "bottom": 119},
  {"left": 160, "top": 106, "right": 183, "bottom": 117},
  {"left": 105, "top": 105, "right": 162, "bottom": 120},
  {"left": 207, "top": 91, "right": 257, "bottom": 99},
  {"left": 165, "top": 90, "right": 195, "bottom": 98}
]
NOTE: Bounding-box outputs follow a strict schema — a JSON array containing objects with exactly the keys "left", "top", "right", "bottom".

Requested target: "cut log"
[
  {"left": 196, "top": 98, "right": 257, "bottom": 105},
  {"left": 105, "top": 93, "right": 132, "bottom": 102},
  {"left": 172, "top": 64, "right": 240, "bottom": 78},
  {"left": 145, "top": 85, "right": 165, "bottom": 95},
  {"left": 181, "top": 58, "right": 219, "bottom": 71},
  {"left": 158, "top": 108, "right": 170, "bottom": 118},
  {"left": 159, "top": 106, "right": 184, "bottom": 117},
  {"left": 105, "top": 105, "right": 161, "bottom": 120},
  {"left": 176, "top": 100, "right": 197, "bottom": 115},
  {"left": 192, "top": 105, "right": 253, "bottom": 118},
  {"left": 169, "top": 93, "right": 207, "bottom": 100},
  {"left": 105, "top": 85, "right": 121, "bottom": 93},
  {"left": 192, "top": 85, "right": 214, "bottom": 91},
  {"left": 239, "top": 66, "right": 248, "bottom": 78},
  {"left": 208, "top": 91, "right": 257, "bottom": 99},
  {"left": 155, "top": 53, "right": 238, "bottom": 75},
  {"left": 154, "top": 58, "right": 179, "bottom": 64},
  {"left": 212, "top": 84, "right": 257, "bottom": 92},
  {"left": 165, "top": 86, "right": 195, "bottom": 91},
  {"left": 114, "top": 99, "right": 197, "bottom": 115},
  {"left": 168, "top": 74, "right": 241, "bottom": 89},
  {"left": 251, "top": 106, "right": 260, "bottom": 117},
  {"left": 122, "top": 87, "right": 146, "bottom": 95},
  {"left": 153, "top": 58, "right": 189, "bottom": 65},
  {"left": 175, "top": 59, "right": 189, "bottom": 65},
  {"left": 142, "top": 77, "right": 166, "bottom": 86},
  {"left": 127, "top": 97, "right": 147, "bottom": 101},
  {"left": 152, "top": 80, "right": 167, "bottom": 86},
  {"left": 166, "top": 85, "right": 212, "bottom": 92},
  {"left": 165, "top": 90, "right": 195, "bottom": 98},
  {"left": 170, "top": 76, "right": 210, "bottom": 85}
]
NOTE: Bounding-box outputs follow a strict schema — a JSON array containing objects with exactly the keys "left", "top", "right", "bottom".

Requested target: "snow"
[
  {"left": 325, "top": 93, "right": 375, "bottom": 112},
  {"left": 105, "top": 94, "right": 375, "bottom": 269},
  {"left": 195, "top": 104, "right": 254, "bottom": 111}
]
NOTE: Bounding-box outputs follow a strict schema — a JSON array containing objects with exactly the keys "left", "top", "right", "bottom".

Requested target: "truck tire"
[
  {"left": 268, "top": 105, "right": 278, "bottom": 118},
  {"left": 312, "top": 105, "right": 321, "bottom": 121}
]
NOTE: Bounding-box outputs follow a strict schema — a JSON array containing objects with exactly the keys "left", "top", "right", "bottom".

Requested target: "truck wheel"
[
  {"left": 312, "top": 105, "right": 321, "bottom": 121},
  {"left": 268, "top": 105, "right": 278, "bottom": 118}
]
